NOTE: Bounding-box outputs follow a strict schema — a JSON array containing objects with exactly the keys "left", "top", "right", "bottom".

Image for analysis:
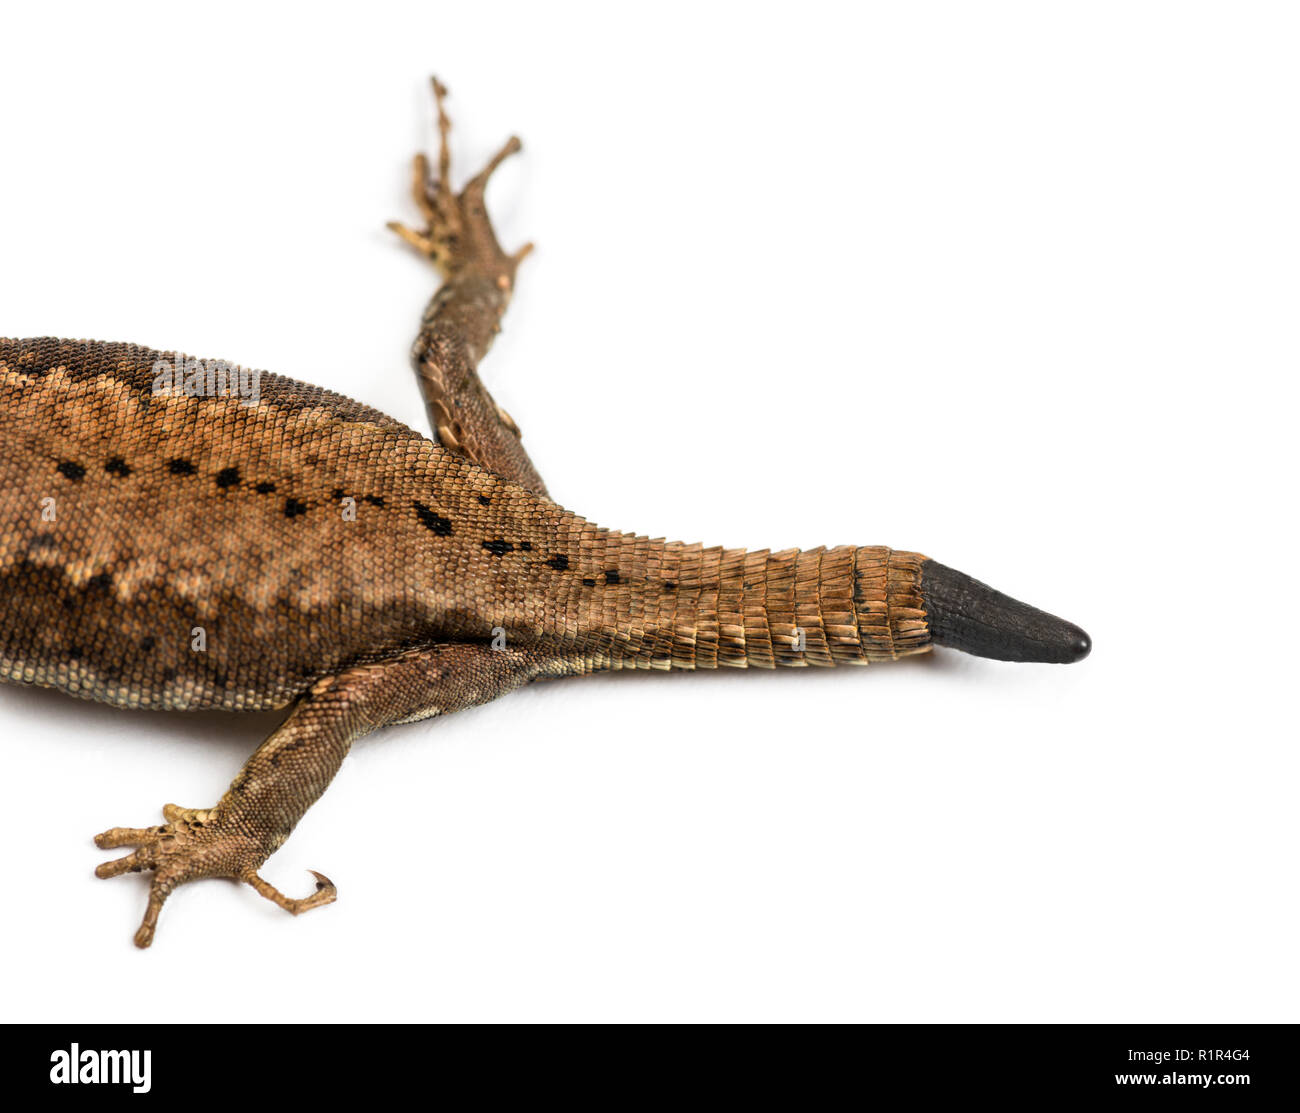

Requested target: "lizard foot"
[
  {"left": 388, "top": 76, "right": 533, "bottom": 283},
  {"left": 94, "top": 803, "right": 336, "bottom": 948}
]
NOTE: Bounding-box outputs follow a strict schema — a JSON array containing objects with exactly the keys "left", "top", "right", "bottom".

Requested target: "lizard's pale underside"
[{"left": 0, "top": 80, "right": 1089, "bottom": 947}]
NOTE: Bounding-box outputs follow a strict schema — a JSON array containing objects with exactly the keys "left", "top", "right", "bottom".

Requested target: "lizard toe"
[
  {"left": 93, "top": 824, "right": 167, "bottom": 851},
  {"left": 93, "top": 804, "right": 273, "bottom": 946},
  {"left": 94, "top": 804, "right": 338, "bottom": 946},
  {"left": 94, "top": 845, "right": 158, "bottom": 879}
]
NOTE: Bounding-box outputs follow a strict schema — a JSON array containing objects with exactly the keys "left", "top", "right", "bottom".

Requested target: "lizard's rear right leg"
[
  {"left": 93, "top": 644, "right": 572, "bottom": 947},
  {"left": 389, "top": 78, "right": 546, "bottom": 496}
]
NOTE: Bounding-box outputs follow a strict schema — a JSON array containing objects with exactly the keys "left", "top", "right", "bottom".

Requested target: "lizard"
[{"left": 0, "top": 78, "right": 1090, "bottom": 948}]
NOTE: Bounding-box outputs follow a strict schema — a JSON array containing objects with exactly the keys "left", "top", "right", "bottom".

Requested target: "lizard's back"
[{"left": 0, "top": 337, "right": 575, "bottom": 712}]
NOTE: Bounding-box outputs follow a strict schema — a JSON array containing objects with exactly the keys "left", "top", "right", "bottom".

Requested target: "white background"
[{"left": 0, "top": 1, "right": 1295, "bottom": 1022}]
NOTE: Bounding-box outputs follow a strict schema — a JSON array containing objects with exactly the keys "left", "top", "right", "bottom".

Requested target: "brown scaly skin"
[
  {"left": 0, "top": 79, "right": 1088, "bottom": 947},
  {"left": 389, "top": 78, "right": 542, "bottom": 496}
]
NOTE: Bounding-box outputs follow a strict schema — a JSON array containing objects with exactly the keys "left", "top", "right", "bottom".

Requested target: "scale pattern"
[{"left": 0, "top": 337, "right": 929, "bottom": 718}]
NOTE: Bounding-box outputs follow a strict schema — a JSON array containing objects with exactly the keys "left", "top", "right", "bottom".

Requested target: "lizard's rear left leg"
[{"left": 389, "top": 78, "right": 546, "bottom": 496}]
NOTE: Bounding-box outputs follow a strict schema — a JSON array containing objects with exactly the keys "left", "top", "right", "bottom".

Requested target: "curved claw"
[{"left": 247, "top": 870, "right": 338, "bottom": 916}]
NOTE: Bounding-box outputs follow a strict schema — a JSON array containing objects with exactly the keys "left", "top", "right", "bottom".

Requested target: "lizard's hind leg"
[
  {"left": 389, "top": 77, "right": 546, "bottom": 496},
  {"left": 93, "top": 644, "right": 571, "bottom": 947}
]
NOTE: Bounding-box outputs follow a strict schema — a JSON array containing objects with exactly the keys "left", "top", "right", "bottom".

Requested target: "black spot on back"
[
  {"left": 284, "top": 498, "right": 308, "bottom": 518},
  {"left": 255, "top": 481, "right": 276, "bottom": 494},
  {"left": 413, "top": 500, "right": 453, "bottom": 536},
  {"left": 582, "top": 578, "right": 596, "bottom": 587},
  {"left": 546, "top": 554, "right": 569, "bottom": 572},
  {"left": 364, "top": 494, "right": 385, "bottom": 507},
  {"left": 168, "top": 458, "right": 197, "bottom": 475},
  {"left": 483, "top": 539, "right": 514, "bottom": 556},
  {"left": 605, "top": 570, "right": 620, "bottom": 584},
  {"left": 477, "top": 494, "right": 491, "bottom": 506},
  {"left": 519, "top": 541, "right": 533, "bottom": 551},
  {"left": 140, "top": 636, "right": 156, "bottom": 652},
  {"left": 86, "top": 571, "right": 113, "bottom": 594},
  {"left": 57, "top": 461, "right": 85, "bottom": 480},
  {"left": 215, "top": 467, "right": 241, "bottom": 489},
  {"left": 104, "top": 457, "right": 132, "bottom": 477}
]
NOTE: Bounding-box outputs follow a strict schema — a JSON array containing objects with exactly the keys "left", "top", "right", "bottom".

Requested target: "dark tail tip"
[{"left": 920, "top": 559, "right": 1091, "bottom": 664}]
